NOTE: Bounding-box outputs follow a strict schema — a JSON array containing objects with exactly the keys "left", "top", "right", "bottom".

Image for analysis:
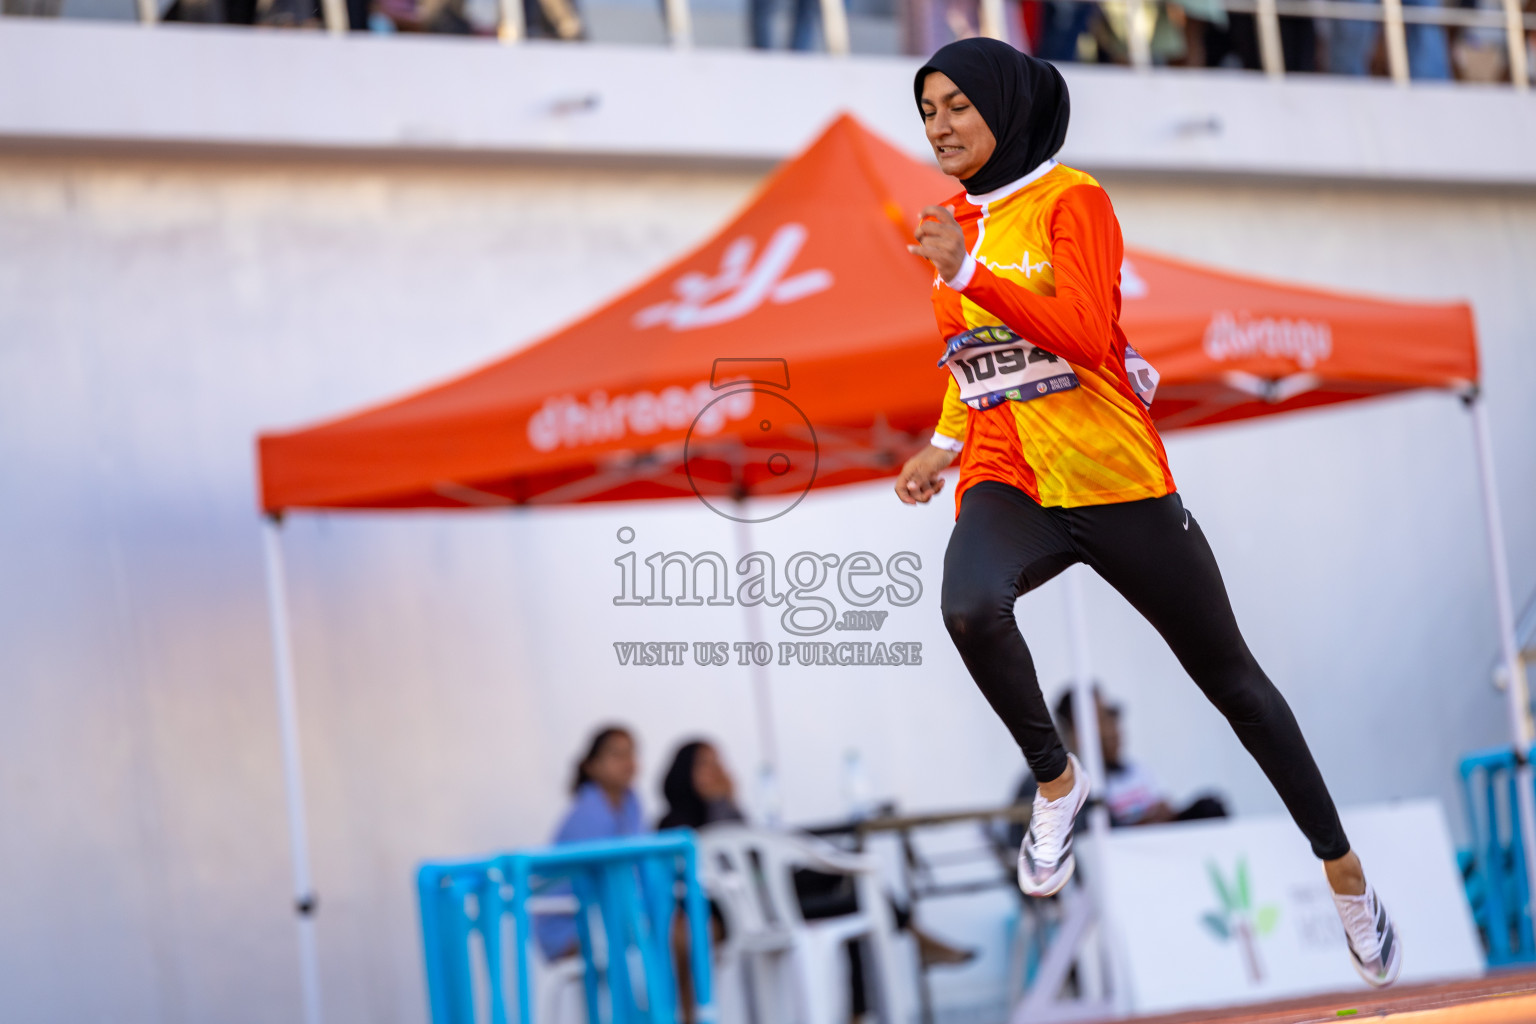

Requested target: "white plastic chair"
[
  {"left": 530, "top": 956, "right": 586, "bottom": 1024},
  {"left": 513, "top": 895, "right": 591, "bottom": 1024},
  {"left": 697, "top": 825, "right": 913, "bottom": 1024}
]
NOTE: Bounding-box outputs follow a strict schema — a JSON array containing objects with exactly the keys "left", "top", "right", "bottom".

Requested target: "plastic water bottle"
[
  {"left": 757, "top": 763, "right": 783, "bottom": 829},
  {"left": 842, "top": 749, "right": 873, "bottom": 821}
]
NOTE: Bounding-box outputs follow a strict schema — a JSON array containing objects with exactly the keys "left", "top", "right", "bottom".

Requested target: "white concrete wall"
[{"left": 1, "top": 19, "right": 1534, "bottom": 1024}]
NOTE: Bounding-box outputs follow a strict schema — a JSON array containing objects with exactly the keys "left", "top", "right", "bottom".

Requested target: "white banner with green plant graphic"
[{"left": 1100, "top": 799, "right": 1482, "bottom": 1015}]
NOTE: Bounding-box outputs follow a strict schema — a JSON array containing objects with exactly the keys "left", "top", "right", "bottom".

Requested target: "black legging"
[{"left": 941, "top": 481, "right": 1350, "bottom": 861}]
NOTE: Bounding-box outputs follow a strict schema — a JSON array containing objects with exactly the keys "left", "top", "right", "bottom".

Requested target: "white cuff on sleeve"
[
  {"left": 944, "top": 253, "right": 977, "bottom": 293},
  {"left": 930, "top": 431, "right": 964, "bottom": 453}
]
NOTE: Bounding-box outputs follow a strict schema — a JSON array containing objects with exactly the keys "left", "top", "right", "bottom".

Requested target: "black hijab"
[
  {"left": 658, "top": 741, "right": 710, "bottom": 830},
  {"left": 658, "top": 739, "right": 747, "bottom": 830},
  {"left": 913, "top": 38, "right": 1071, "bottom": 196}
]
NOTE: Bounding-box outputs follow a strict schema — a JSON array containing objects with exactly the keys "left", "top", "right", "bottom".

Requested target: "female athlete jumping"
[{"left": 895, "top": 37, "right": 1400, "bottom": 987}]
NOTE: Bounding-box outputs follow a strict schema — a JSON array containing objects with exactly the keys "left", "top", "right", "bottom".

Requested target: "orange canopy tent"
[{"left": 252, "top": 116, "right": 1529, "bottom": 1019}]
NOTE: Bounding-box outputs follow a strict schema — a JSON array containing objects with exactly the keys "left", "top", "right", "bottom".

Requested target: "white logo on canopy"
[
  {"left": 527, "top": 383, "right": 754, "bottom": 453},
  {"left": 633, "top": 223, "right": 834, "bottom": 331},
  {"left": 1204, "top": 311, "right": 1333, "bottom": 369}
]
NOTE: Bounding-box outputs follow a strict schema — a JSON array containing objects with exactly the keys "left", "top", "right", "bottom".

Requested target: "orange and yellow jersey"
[{"left": 930, "top": 161, "right": 1175, "bottom": 512}]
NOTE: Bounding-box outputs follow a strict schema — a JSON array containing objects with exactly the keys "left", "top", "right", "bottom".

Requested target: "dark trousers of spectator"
[
  {"left": 1204, "top": 12, "right": 1316, "bottom": 70},
  {"left": 1319, "top": 4, "right": 1451, "bottom": 78},
  {"left": 1037, "top": 0, "right": 1095, "bottom": 60},
  {"left": 523, "top": 0, "right": 584, "bottom": 38},
  {"left": 752, "top": 0, "right": 818, "bottom": 49},
  {"left": 1175, "top": 795, "right": 1229, "bottom": 821}
]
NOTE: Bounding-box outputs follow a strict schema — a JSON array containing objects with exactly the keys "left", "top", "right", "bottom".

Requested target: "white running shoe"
[
  {"left": 1019, "top": 753, "right": 1091, "bottom": 897},
  {"left": 1331, "top": 880, "right": 1402, "bottom": 987}
]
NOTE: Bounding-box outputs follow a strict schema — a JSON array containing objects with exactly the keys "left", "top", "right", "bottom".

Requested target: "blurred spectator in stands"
[
  {"left": 1019, "top": 0, "right": 1045, "bottom": 52},
  {"left": 362, "top": 0, "right": 555, "bottom": 34},
  {"left": 370, "top": 0, "right": 514, "bottom": 33},
  {"left": 1450, "top": 0, "right": 1516, "bottom": 80},
  {"left": 1164, "top": 0, "right": 1226, "bottom": 65},
  {"left": 1008, "top": 685, "right": 1227, "bottom": 840},
  {"left": 1530, "top": 4, "right": 1536, "bottom": 85},
  {"left": 1529, "top": 2, "right": 1536, "bottom": 85},
  {"left": 160, "top": 0, "right": 226, "bottom": 21},
  {"left": 1146, "top": 0, "right": 1206, "bottom": 64},
  {"left": 534, "top": 725, "right": 645, "bottom": 959},
  {"left": 1, "top": 0, "right": 62, "bottom": 14},
  {"left": 903, "top": 0, "right": 982, "bottom": 57},
  {"left": 754, "top": 0, "right": 819, "bottom": 49},
  {"left": 524, "top": 0, "right": 585, "bottom": 38},
  {"left": 1056, "top": 686, "right": 1228, "bottom": 825},
  {"left": 1402, "top": 1, "right": 1454, "bottom": 78},
  {"left": 1320, "top": 0, "right": 1450, "bottom": 77},
  {"left": 1034, "top": 0, "right": 1095, "bottom": 59},
  {"left": 1200, "top": 9, "right": 1317, "bottom": 71},
  {"left": 412, "top": 0, "right": 474, "bottom": 32},
  {"left": 159, "top": 0, "right": 384, "bottom": 31},
  {"left": 1029, "top": 0, "right": 1277, "bottom": 68}
]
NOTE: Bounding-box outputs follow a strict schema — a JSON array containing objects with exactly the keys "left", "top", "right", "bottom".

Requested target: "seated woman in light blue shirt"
[{"left": 534, "top": 725, "right": 646, "bottom": 959}]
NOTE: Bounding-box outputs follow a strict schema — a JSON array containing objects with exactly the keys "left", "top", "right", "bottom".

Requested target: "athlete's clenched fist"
[
  {"left": 894, "top": 444, "right": 957, "bottom": 505},
  {"left": 907, "top": 205, "right": 968, "bottom": 283}
]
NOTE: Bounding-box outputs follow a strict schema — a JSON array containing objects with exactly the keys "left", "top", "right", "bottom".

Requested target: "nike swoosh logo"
[{"left": 1182, "top": 510, "right": 1190, "bottom": 531}]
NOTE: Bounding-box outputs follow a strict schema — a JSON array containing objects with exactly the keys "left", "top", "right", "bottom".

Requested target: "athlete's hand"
[
  {"left": 895, "top": 444, "right": 957, "bottom": 505},
  {"left": 907, "top": 206, "right": 967, "bottom": 283}
]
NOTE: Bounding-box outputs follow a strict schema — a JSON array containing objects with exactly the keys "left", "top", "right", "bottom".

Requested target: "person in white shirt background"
[{"left": 1054, "top": 686, "right": 1228, "bottom": 827}]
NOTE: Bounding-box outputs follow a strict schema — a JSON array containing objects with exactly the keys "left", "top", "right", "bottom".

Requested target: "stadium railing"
[{"left": 6, "top": 0, "right": 1531, "bottom": 90}]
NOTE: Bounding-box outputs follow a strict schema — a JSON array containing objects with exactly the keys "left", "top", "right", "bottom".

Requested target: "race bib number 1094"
[{"left": 939, "top": 325, "right": 1080, "bottom": 411}]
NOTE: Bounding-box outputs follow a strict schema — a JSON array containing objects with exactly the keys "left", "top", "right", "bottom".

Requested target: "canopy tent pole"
[
  {"left": 1063, "top": 567, "right": 1129, "bottom": 1014},
  {"left": 1465, "top": 395, "right": 1536, "bottom": 916},
  {"left": 261, "top": 516, "right": 326, "bottom": 1024},
  {"left": 733, "top": 509, "right": 783, "bottom": 827}
]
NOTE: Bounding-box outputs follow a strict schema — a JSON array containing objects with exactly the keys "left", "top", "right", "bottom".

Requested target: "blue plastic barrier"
[
  {"left": 1459, "top": 746, "right": 1536, "bottom": 965},
  {"left": 418, "top": 830, "right": 714, "bottom": 1024}
]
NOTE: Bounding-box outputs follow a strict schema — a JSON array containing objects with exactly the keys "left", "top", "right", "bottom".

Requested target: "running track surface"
[{"left": 1121, "top": 971, "right": 1536, "bottom": 1024}]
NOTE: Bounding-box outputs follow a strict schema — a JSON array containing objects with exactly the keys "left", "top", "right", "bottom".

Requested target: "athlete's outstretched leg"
[
  {"left": 941, "top": 481, "right": 1093, "bottom": 897},
  {"left": 940, "top": 482, "right": 1077, "bottom": 782},
  {"left": 1070, "top": 493, "right": 1350, "bottom": 861},
  {"left": 1073, "top": 492, "right": 1399, "bottom": 985}
]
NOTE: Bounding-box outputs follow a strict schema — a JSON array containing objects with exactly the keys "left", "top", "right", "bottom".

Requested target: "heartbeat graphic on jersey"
[{"left": 980, "top": 251, "right": 1051, "bottom": 279}]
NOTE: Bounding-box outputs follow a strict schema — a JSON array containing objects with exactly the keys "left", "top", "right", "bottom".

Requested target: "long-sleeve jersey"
[{"left": 931, "top": 161, "right": 1176, "bottom": 511}]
